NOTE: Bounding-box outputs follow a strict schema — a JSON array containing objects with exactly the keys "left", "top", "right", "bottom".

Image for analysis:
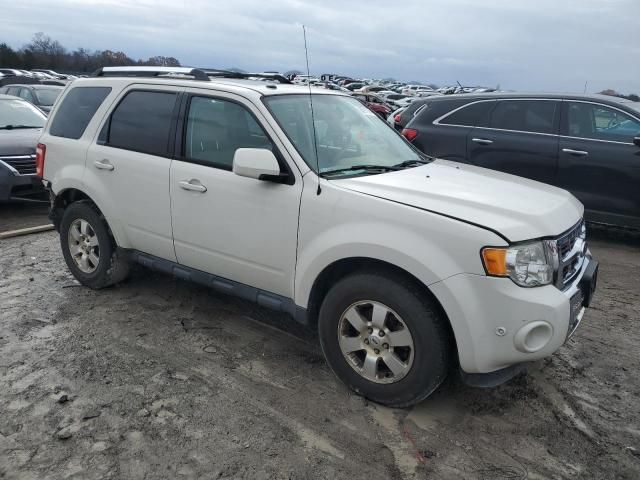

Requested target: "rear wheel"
[
  {"left": 60, "top": 201, "right": 129, "bottom": 289},
  {"left": 318, "top": 271, "right": 451, "bottom": 407}
]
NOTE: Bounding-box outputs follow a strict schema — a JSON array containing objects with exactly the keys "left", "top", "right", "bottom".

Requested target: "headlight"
[{"left": 481, "top": 241, "right": 555, "bottom": 287}]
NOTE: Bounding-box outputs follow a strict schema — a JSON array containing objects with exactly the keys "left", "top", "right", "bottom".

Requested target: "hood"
[
  {"left": 333, "top": 159, "right": 583, "bottom": 242},
  {"left": 0, "top": 128, "right": 42, "bottom": 156}
]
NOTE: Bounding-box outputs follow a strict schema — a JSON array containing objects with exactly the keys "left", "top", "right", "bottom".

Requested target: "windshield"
[
  {"left": 0, "top": 98, "right": 46, "bottom": 128},
  {"left": 264, "top": 94, "right": 422, "bottom": 175},
  {"left": 34, "top": 88, "right": 62, "bottom": 106}
]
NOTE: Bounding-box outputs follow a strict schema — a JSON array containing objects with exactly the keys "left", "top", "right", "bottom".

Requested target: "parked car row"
[
  {"left": 400, "top": 93, "right": 640, "bottom": 229},
  {"left": 0, "top": 68, "right": 80, "bottom": 81}
]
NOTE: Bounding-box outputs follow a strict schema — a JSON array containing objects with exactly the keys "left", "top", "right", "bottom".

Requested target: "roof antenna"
[{"left": 303, "top": 25, "right": 321, "bottom": 195}]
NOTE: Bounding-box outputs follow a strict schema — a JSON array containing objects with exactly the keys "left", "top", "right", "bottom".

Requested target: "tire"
[
  {"left": 59, "top": 201, "right": 130, "bottom": 289},
  {"left": 318, "top": 271, "right": 451, "bottom": 407}
]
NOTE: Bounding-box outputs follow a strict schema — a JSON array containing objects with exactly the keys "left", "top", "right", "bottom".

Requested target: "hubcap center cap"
[{"left": 367, "top": 334, "right": 382, "bottom": 347}]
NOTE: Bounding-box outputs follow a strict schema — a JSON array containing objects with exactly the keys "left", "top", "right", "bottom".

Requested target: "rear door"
[
  {"left": 467, "top": 99, "right": 560, "bottom": 183},
  {"left": 416, "top": 99, "right": 495, "bottom": 162},
  {"left": 557, "top": 100, "right": 640, "bottom": 227},
  {"left": 85, "top": 86, "right": 182, "bottom": 261}
]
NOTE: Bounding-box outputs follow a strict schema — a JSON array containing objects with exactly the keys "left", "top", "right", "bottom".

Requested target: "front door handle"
[
  {"left": 472, "top": 138, "right": 494, "bottom": 145},
  {"left": 562, "top": 148, "right": 589, "bottom": 157},
  {"left": 179, "top": 179, "right": 207, "bottom": 193},
  {"left": 94, "top": 159, "right": 114, "bottom": 171}
]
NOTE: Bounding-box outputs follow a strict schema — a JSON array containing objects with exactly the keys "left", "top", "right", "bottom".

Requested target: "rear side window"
[
  {"left": 50, "top": 87, "right": 111, "bottom": 139},
  {"left": 490, "top": 100, "right": 557, "bottom": 134},
  {"left": 107, "top": 90, "right": 178, "bottom": 156},
  {"left": 439, "top": 101, "right": 494, "bottom": 127}
]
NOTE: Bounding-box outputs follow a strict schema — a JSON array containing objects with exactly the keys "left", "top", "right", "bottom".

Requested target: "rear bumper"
[{"left": 430, "top": 254, "right": 597, "bottom": 375}]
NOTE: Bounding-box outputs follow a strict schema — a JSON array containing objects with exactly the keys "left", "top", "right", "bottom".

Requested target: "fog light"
[{"left": 514, "top": 321, "right": 553, "bottom": 353}]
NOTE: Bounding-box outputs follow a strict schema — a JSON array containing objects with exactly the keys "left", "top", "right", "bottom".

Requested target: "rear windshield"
[{"left": 50, "top": 86, "right": 111, "bottom": 139}]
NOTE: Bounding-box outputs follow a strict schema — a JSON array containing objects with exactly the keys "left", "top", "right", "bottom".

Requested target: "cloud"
[{"left": 2, "top": 0, "right": 638, "bottom": 92}]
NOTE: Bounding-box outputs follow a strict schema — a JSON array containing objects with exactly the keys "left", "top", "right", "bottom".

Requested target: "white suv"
[{"left": 38, "top": 67, "right": 598, "bottom": 407}]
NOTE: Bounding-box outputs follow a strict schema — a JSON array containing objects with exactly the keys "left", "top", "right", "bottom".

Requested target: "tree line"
[{"left": 0, "top": 32, "right": 181, "bottom": 74}]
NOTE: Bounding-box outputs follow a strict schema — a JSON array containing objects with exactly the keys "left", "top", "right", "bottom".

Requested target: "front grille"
[
  {"left": 554, "top": 220, "right": 587, "bottom": 290},
  {"left": 0, "top": 155, "right": 37, "bottom": 175}
]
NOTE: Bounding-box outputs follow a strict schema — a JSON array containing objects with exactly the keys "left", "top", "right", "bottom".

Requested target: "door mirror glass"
[
  {"left": 233, "top": 148, "right": 281, "bottom": 180},
  {"left": 634, "top": 135, "right": 640, "bottom": 147}
]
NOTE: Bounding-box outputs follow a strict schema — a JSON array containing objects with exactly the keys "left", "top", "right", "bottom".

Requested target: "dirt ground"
[{"left": 1, "top": 205, "right": 639, "bottom": 480}]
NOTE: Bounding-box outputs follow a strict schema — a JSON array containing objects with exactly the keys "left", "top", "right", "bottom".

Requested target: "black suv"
[{"left": 402, "top": 93, "right": 640, "bottom": 229}]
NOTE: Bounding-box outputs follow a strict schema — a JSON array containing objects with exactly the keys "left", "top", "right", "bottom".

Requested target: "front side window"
[
  {"left": 264, "top": 94, "right": 422, "bottom": 175},
  {"left": 565, "top": 102, "right": 640, "bottom": 142},
  {"left": 184, "top": 96, "right": 274, "bottom": 170},
  {"left": 107, "top": 90, "right": 177, "bottom": 156},
  {"left": 490, "top": 100, "right": 557, "bottom": 134},
  {"left": 50, "top": 86, "right": 112, "bottom": 139},
  {"left": 0, "top": 98, "right": 46, "bottom": 129}
]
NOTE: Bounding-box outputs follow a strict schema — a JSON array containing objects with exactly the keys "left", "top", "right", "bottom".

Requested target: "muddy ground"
[{"left": 1, "top": 205, "right": 639, "bottom": 479}]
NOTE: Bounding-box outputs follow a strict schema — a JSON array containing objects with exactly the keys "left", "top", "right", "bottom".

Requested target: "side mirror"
[
  {"left": 233, "top": 148, "right": 285, "bottom": 182},
  {"left": 634, "top": 136, "right": 640, "bottom": 147}
]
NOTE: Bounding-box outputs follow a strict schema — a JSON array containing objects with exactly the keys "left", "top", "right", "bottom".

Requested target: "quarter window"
[
  {"left": 107, "top": 90, "right": 178, "bottom": 156},
  {"left": 50, "top": 87, "right": 112, "bottom": 139},
  {"left": 565, "top": 102, "right": 640, "bottom": 143},
  {"left": 439, "top": 101, "right": 494, "bottom": 127},
  {"left": 490, "top": 100, "right": 557, "bottom": 134},
  {"left": 184, "top": 96, "right": 274, "bottom": 170}
]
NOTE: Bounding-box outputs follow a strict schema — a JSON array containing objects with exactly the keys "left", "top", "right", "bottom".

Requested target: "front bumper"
[{"left": 430, "top": 254, "right": 597, "bottom": 374}]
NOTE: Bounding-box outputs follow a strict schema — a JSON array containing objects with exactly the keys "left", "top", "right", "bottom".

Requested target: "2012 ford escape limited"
[{"left": 38, "top": 67, "right": 598, "bottom": 407}]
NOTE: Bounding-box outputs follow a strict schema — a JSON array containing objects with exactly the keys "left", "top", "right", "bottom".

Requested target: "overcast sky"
[{"left": 2, "top": 0, "right": 639, "bottom": 93}]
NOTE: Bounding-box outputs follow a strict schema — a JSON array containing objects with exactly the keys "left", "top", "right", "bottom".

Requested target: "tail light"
[
  {"left": 394, "top": 114, "right": 402, "bottom": 123},
  {"left": 35, "top": 143, "right": 46, "bottom": 178},
  {"left": 402, "top": 128, "right": 418, "bottom": 142}
]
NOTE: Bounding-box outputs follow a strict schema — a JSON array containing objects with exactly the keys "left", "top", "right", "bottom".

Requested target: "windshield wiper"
[
  {"left": 393, "top": 159, "right": 430, "bottom": 169},
  {"left": 0, "top": 125, "right": 43, "bottom": 130},
  {"left": 321, "top": 164, "right": 401, "bottom": 177}
]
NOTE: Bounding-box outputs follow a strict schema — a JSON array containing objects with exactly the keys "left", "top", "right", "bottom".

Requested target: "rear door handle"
[
  {"left": 562, "top": 148, "right": 589, "bottom": 157},
  {"left": 179, "top": 179, "right": 207, "bottom": 193},
  {"left": 94, "top": 159, "right": 114, "bottom": 171},
  {"left": 472, "top": 138, "right": 493, "bottom": 145}
]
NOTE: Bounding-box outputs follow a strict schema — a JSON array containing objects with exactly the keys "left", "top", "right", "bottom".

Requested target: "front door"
[
  {"left": 557, "top": 100, "right": 640, "bottom": 227},
  {"left": 170, "top": 90, "right": 303, "bottom": 298},
  {"left": 467, "top": 99, "right": 560, "bottom": 184}
]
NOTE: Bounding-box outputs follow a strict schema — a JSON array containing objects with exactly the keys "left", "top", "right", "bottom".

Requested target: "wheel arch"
[{"left": 304, "top": 256, "right": 457, "bottom": 360}]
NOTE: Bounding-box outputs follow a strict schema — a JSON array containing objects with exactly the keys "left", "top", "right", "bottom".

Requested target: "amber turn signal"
[{"left": 481, "top": 248, "right": 508, "bottom": 276}]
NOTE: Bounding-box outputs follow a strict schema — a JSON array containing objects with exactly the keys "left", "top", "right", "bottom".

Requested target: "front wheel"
[{"left": 318, "top": 271, "right": 451, "bottom": 407}]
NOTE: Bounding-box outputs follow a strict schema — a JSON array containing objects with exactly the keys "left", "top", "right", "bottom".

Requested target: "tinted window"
[
  {"left": 184, "top": 96, "right": 273, "bottom": 169},
  {"left": 108, "top": 91, "right": 177, "bottom": 156},
  {"left": 566, "top": 102, "right": 640, "bottom": 142},
  {"left": 50, "top": 87, "right": 111, "bottom": 139},
  {"left": 490, "top": 100, "right": 556, "bottom": 134},
  {"left": 439, "top": 101, "right": 494, "bottom": 127}
]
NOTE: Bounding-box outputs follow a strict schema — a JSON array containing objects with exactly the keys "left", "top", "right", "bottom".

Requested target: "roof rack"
[
  {"left": 90, "top": 66, "right": 293, "bottom": 85},
  {"left": 203, "top": 70, "right": 292, "bottom": 84},
  {"left": 91, "top": 66, "right": 210, "bottom": 81}
]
